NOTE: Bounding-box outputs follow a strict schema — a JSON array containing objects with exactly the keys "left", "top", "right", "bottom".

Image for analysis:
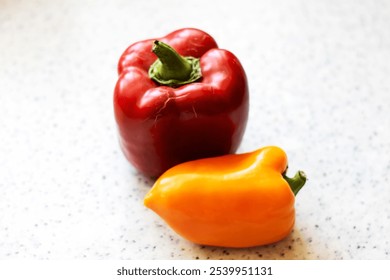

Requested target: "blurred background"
[{"left": 1, "top": 0, "right": 390, "bottom": 259}]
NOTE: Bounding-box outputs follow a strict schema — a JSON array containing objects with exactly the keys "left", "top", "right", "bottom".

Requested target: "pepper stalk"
[
  {"left": 283, "top": 170, "right": 307, "bottom": 196},
  {"left": 149, "top": 40, "right": 202, "bottom": 87}
]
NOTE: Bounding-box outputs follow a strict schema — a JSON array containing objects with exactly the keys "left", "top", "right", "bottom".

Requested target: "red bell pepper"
[{"left": 114, "top": 28, "right": 249, "bottom": 177}]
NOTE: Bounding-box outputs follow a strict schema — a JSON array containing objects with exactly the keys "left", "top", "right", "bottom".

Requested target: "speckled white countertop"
[{"left": 1, "top": 0, "right": 390, "bottom": 259}]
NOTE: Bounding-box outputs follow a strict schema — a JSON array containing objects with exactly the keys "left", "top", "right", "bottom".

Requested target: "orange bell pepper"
[{"left": 144, "top": 146, "right": 307, "bottom": 248}]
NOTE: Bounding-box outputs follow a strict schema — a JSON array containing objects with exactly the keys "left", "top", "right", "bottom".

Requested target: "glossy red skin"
[{"left": 114, "top": 28, "right": 249, "bottom": 177}]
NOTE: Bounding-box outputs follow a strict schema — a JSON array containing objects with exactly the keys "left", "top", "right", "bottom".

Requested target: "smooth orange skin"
[{"left": 144, "top": 146, "right": 296, "bottom": 248}]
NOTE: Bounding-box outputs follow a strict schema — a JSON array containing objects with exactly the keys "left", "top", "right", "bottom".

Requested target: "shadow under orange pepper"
[{"left": 144, "top": 146, "right": 307, "bottom": 248}]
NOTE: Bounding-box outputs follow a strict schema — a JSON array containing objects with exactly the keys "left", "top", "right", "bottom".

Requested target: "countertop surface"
[{"left": 1, "top": 0, "right": 390, "bottom": 259}]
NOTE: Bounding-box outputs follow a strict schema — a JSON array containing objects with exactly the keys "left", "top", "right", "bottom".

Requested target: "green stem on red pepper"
[
  {"left": 149, "top": 40, "right": 202, "bottom": 87},
  {"left": 283, "top": 170, "right": 307, "bottom": 196}
]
